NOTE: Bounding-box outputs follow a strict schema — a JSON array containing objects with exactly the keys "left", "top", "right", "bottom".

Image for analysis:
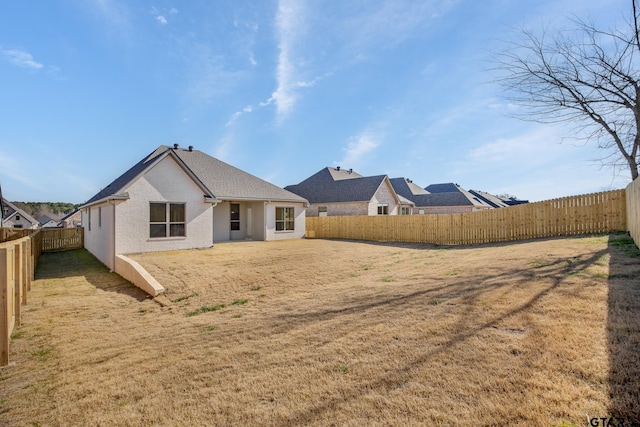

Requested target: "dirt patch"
[{"left": 1, "top": 235, "right": 638, "bottom": 426}]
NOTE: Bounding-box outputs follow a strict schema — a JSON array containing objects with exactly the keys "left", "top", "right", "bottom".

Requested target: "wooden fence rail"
[
  {"left": 306, "top": 189, "right": 628, "bottom": 245},
  {"left": 0, "top": 227, "right": 84, "bottom": 366}
]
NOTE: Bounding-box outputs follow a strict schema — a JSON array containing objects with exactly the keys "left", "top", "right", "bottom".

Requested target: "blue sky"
[{"left": 0, "top": 0, "right": 633, "bottom": 204}]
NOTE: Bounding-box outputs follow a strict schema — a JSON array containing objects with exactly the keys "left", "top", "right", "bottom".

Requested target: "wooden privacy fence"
[
  {"left": 0, "top": 235, "right": 32, "bottom": 365},
  {"left": 306, "top": 189, "right": 627, "bottom": 245},
  {"left": 627, "top": 177, "right": 640, "bottom": 247},
  {"left": 1, "top": 227, "right": 84, "bottom": 366},
  {"left": 40, "top": 228, "right": 84, "bottom": 252}
]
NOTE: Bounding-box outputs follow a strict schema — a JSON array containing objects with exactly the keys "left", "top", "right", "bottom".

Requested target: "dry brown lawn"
[{"left": 1, "top": 235, "right": 639, "bottom": 426}]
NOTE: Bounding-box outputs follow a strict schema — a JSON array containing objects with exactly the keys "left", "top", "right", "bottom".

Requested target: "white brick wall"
[
  {"left": 265, "top": 202, "right": 307, "bottom": 240},
  {"left": 115, "top": 155, "right": 213, "bottom": 255}
]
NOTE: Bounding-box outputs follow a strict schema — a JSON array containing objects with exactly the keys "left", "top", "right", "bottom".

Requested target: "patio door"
[{"left": 230, "top": 203, "right": 242, "bottom": 240}]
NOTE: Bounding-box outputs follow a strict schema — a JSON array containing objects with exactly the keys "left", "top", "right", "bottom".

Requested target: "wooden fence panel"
[
  {"left": 0, "top": 228, "right": 84, "bottom": 366},
  {"left": 40, "top": 228, "right": 84, "bottom": 252},
  {"left": 306, "top": 189, "right": 628, "bottom": 245},
  {"left": 1, "top": 242, "right": 17, "bottom": 366},
  {"left": 627, "top": 178, "right": 640, "bottom": 248}
]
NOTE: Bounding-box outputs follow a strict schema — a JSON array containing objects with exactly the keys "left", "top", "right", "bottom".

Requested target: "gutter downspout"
[{"left": 111, "top": 200, "right": 116, "bottom": 273}]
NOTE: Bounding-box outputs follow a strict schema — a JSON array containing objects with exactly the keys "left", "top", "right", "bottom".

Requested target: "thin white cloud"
[
  {"left": 151, "top": 6, "right": 169, "bottom": 24},
  {"left": 338, "top": 131, "right": 382, "bottom": 167},
  {"left": 225, "top": 105, "right": 253, "bottom": 127},
  {"left": 1, "top": 48, "right": 43, "bottom": 70},
  {"left": 272, "top": 0, "right": 305, "bottom": 123}
]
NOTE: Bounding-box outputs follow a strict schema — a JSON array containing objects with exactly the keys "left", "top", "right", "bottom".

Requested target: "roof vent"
[
  {"left": 173, "top": 143, "right": 179, "bottom": 149},
  {"left": 336, "top": 166, "right": 341, "bottom": 171},
  {"left": 348, "top": 168, "right": 353, "bottom": 174},
  {"left": 188, "top": 146, "right": 193, "bottom": 152}
]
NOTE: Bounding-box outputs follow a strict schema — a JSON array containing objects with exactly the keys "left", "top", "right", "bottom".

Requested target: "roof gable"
[
  {"left": 1, "top": 199, "right": 39, "bottom": 225},
  {"left": 83, "top": 145, "right": 307, "bottom": 207}
]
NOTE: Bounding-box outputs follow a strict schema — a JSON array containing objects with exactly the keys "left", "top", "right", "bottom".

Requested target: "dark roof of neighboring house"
[
  {"left": 38, "top": 215, "right": 56, "bottom": 225},
  {"left": 83, "top": 145, "right": 307, "bottom": 206},
  {"left": 424, "top": 183, "right": 461, "bottom": 193},
  {"left": 468, "top": 190, "right": 529, "bottom": 207},
  {"left": 391, "top": 179, "right": 496, "bottom": 208},
  {"left": 285, "top": 167, "right": 393, "bottom": 204}
]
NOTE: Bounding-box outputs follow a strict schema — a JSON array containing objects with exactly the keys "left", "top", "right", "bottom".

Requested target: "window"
[
  {"left": 275, "top": 207, "right": 295, "bottom": 231},
  {"left": 98, "top": 207, "right": 102, "bottom": 228},
  {"left": 16, "top": 215, "right": 20, "bottom": 221},
  {"left": 318, "top": 206, "right": 328, "bottom": 217},
  {"left": 377, "top": 204, "right": 389, "bottom": 215},
  {"left": 150, "top": 202, "right": 186, "bottom": 238},
  {"left": 401, "top": 207, "right": 410, "bottom": 215},
  {"left": 88, "top": 209, "right": 91, "bottom": 231},
  {"left": 230, "top": 203, "right": 240, "bottom": 231}
]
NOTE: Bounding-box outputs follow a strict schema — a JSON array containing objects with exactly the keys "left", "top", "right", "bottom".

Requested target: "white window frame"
[
  {"left": 377, "top": 204, "right": 389, "bottom": 215},
  {"left": 275, "top": 206, "right": 295, "bottom": 231}
]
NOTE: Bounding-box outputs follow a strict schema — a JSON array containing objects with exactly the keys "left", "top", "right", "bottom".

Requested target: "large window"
[
  {"left": 275, "top": 207, "right": 295, "bottom": 231},
  {"left": 377, "top": 204, "right": 389, "bottom": 215},
  {"left": 150, "top": 202, "right": 186, "bottom": 238},
  {"left": 230, "top": 203, "right": 240, "bottom": 231}
]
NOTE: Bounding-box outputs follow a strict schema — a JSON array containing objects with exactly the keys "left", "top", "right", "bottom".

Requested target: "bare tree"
[{"left": 495, "top": 0, "right": 640, "bottom": 181}]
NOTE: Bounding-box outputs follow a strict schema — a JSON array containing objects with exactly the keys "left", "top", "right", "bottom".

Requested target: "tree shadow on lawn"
[
  {"left": 269, "top": 246, "right": 610, "bottom": 424},
  {"left": 606, "top": 234, "right": 640, "bottom": 422},
  {"left": 34, "top": 249, "right": 148, "bottom": 301}
]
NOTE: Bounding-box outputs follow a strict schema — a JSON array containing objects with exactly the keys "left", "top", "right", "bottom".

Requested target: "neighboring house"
[
  {"left": 0, "top": 198, "right": 39, "bottom": 229},
  {"left": 390, "top": 179, "right": 494, "bottom": 214},
  {"left": 468, "top": 190, "right": 529, "bottom": 207},
  {"left": 38, "top": 215, "right": 60, "bottom": 228},
  {"left": 59, "top": 209, "right": 82, "bottom": 228},
  {"left": 80, "top": 144, "right": 308, "bottom": 270},
  {"left": 285, "top": 167, "right": 414, "bottom": 217},
  {"left": 421, "top": 183, "right": 494, "bottom": 214}
]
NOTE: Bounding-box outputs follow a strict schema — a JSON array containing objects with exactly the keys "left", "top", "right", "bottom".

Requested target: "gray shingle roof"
[
  {"left": 285, "top": 167, "right": 390, "bottom": 204},
  {"left": 391, "top": 179, "right": 494, "bottom": 208},
  {"left": 83, "top": 145, "right": 307, "bottom": 206}
]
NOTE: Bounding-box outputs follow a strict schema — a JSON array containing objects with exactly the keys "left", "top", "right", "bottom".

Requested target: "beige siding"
[{"left": 369, "top": 180, "right": 399, "bottom": 215}]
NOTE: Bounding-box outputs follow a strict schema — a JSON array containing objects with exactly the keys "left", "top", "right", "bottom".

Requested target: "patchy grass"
[
  {"left": 186, "top": 304, "right": 226, "bottom": 317},
  {"left": 1, "top": 238, "right": 639, "bottom": 426}
]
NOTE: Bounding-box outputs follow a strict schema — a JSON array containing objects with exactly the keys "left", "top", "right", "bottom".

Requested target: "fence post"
[
  {"left": 21, "top": 240, "right": 28, "bottom": 304},
  {"left": 1, "top": 247, "right": 10, "bottom": 366},
  {"left": 14, "top": 242, "right": 22, "bottom": 327}
]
